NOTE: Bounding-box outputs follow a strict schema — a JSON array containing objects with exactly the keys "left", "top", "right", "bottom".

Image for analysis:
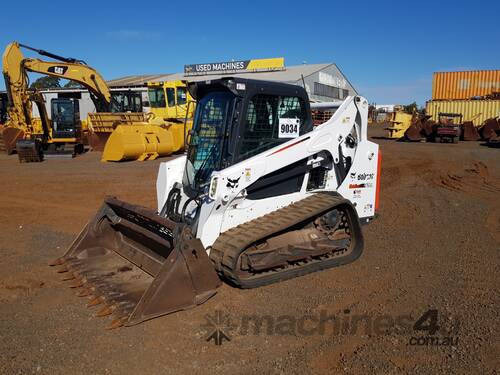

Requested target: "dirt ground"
[{"left": 0, "top": 125, "right": 498, "bottom": 374}]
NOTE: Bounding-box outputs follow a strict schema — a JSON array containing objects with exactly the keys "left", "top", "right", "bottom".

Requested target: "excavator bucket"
[
  {"left": 50, "top": 197, "right": 221, "bottom": 328},
  {"left": 87, "top": 131, "right": 110, "bottom": 152},
  {"left": 0, "top": 126, "right": 25, "bottom": 154},
  {"left": 16, "top": 139, "right": 43, "bottom": 162}
]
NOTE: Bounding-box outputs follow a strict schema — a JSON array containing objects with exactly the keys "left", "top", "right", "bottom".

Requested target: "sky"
[{"left": 1, "top": 0, "right": 499, "bottom": 105}]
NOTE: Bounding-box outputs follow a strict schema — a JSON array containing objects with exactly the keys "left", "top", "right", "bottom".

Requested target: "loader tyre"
[{"left": 210, "top": 192, "right": 364, "bottom": 288}]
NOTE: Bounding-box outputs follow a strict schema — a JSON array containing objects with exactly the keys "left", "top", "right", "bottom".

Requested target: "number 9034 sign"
[{"left": 278, "top": 118, "right": 300, "bottom": 138}]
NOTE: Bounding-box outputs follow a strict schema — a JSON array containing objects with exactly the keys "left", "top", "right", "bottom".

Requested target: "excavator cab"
[
  {"left": 0, "top": 93, "right": 7, "bottom": 124},
  {"left": 50, "top": 98, "right": 80, "bottom": 139}
]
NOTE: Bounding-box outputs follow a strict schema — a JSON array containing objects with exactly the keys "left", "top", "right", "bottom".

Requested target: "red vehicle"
[{"left": 435, "top": 113, "right": 462, "bottom": 143}]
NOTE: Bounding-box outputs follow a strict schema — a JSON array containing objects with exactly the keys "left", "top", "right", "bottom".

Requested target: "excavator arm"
[
  {"left": 7, "top": 42, "right": 112, "bottom": 111},
  {"left": 2, "top": 42, "right": 34, "bottom": 131}
]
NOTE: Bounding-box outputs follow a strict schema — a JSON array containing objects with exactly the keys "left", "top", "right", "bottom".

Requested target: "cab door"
[
  {"left": 50, "top": 99, "right": 80, "bottom": 139},
  {"left": 165, "top": 87, "right": 176, "bottom": 119}
]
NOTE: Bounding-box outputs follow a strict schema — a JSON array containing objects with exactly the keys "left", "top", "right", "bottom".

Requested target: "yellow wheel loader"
[
  {"left": 99, "top": 80, "right": 195, "bottom": 162},
  {"left": 50, "top": 78, "right": 381, "bottom": 329}
]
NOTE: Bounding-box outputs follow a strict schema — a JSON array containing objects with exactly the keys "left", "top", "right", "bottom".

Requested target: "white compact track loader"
[{"left": 50, "top": 78, "right": 381, "bottom": 329}]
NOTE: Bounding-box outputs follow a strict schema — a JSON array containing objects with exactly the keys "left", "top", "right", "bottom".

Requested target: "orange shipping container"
[{"left": 432, "top": 70, "right": 500, "bottom": 100}]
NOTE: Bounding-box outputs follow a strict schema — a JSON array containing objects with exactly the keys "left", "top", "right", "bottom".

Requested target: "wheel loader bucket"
[
  {"left": 50, "top": 197, "right": 221, "bottom": 328},
  {"left": 404, "top": 122, "right": 424, "bottom": 141},
  {"left": 101, "top": 123, "right": 188, "bottom": 162},
  {"left": 462, "top": 121, "right": 480, "bottom": 141}
]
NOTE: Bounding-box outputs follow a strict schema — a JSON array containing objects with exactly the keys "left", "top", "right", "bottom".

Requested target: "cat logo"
[{"left": 48, "top": 66, "right": 68, "bottom": 75}]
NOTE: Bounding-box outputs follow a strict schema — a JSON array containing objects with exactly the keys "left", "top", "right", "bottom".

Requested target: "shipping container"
[
  {"left": 426, "top": 100, "right": 500, "bottom": 125},
  {"left": 432, "top": 70, "right": 500, "bottom": 100}
]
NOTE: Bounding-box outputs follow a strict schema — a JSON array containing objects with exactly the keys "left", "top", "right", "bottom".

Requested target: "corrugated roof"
[
  {"left": 107, "top": 74, "right": 173, "bottom": 87},
  {"left": 106, "top": 63, "right": 334, "bottom": 87}
]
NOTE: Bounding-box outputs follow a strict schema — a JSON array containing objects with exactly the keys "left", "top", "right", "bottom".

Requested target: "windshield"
[
  {"left": 148, "top": 87, "right": 166, "bottom": 108},
  {"left": 184, "top": 90, "right": 235, "bottom": 193},
  {"left": 111, "top": 92, "right": 142, "bottom": 112}
]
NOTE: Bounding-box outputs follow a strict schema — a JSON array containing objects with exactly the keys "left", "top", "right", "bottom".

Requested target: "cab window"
[
  {"left": 177, "top": 87, "right": 187, "bottom": 105},
  {"left": 148, "top": 88, "right": 166, "bottom": 108},
  {"left": 166, "top": 88, "right": 175, "bottom": 107},
  {"left": 239, "top": 94, "right": 307, "bottom": 160}
]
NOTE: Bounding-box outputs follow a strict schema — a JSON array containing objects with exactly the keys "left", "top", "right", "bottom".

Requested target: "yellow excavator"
[
  {"left": 1, "top": 41, "right": 193, "bottom": 162},
  {"left": 1, "top": 42, "right": 117, "bottom": 161}
]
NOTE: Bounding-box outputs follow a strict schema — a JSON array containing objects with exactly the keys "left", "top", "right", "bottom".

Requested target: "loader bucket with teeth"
[{"left": 50, "top": 197, "right": 221, "bottom": 328}]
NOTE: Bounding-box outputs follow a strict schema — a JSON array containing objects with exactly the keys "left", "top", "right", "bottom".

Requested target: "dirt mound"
[{"left": 435, "top": 161, "right": 500, "bottom": 196}]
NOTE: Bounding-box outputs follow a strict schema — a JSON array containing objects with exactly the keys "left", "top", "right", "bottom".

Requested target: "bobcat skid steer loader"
[{"left": 50, "top": 78, "right": 381, "bottom": 329}]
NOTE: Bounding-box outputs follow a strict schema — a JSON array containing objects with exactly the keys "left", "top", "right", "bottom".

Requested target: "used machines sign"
[{"left": 184, "top": 57, "right": 285, "bottom": 75}]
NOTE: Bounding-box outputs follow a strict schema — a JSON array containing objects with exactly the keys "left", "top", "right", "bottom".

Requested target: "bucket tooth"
[
  {"left": 106, "top": 316, "right": 127, "bottom": 330},
  {"left": 57, "top": 265, "right": 70, "bottom": 273},
  {"left": 61, "top": 273, "right": 76, "bottom": 281},
  {"left": 77, "top": 288, "right": 93, "bottom": 297},
  {"left": 96, "top": 304, "right": 116, "bottom": 317},
  {"left": 69, "top": 279, "right": 86, "bottom": 288},
  {"left": 49, "top": 258, "right": 66, "bottom": 267},
  {"left": 87, "top": 295, "right": 105, "bottom": 307}
]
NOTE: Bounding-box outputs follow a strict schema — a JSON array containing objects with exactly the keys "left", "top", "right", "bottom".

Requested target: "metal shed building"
[
  {"left": 26, "top": 62, "right": 357, "bottom": 119},
  {"left": 107, "top": 63, "right": 358, "bottom": 103}
]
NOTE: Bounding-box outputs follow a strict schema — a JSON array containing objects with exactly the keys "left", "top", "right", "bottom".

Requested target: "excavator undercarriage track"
[{"left": 210, "top": 192, "right": 364, "bottom": 288}]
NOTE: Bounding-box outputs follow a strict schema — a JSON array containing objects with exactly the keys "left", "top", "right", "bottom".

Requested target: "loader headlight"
[{"left": 209, "top": 176, "right": 218, "bottom": 199}]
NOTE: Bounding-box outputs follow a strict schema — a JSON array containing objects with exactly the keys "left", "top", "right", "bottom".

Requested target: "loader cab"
[
  {"left": 50, "top": 98, "right": 80, "bottom": 139},
  {"left": 183, "top": 78, "right": 312, "bottom": 197},
  {"left": 147, "top": 81, "right": 194, "bottom": 121},
  {"left": 110, "top": 91, "right": 143, "bottom": 113}
]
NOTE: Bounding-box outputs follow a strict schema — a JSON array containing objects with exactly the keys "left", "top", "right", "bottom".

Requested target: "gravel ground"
[{"left": 0, "top": 125, "right": 498, "bottom": 374}]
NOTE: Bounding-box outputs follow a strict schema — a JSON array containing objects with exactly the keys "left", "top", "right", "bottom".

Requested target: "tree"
[
  {"left": 30, "top": 76, "right": 61, "bottom": 89},
  {"left": 403, "top": 101, "right": 418, "bottom": 114},
  {"left": 63, "top": 80, "right": 83, "bottom": 88}
]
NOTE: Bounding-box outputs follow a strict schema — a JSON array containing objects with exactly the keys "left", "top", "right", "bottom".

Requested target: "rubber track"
[{"left": 210, "top": 192, "right": 363, "bottom": 288}]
